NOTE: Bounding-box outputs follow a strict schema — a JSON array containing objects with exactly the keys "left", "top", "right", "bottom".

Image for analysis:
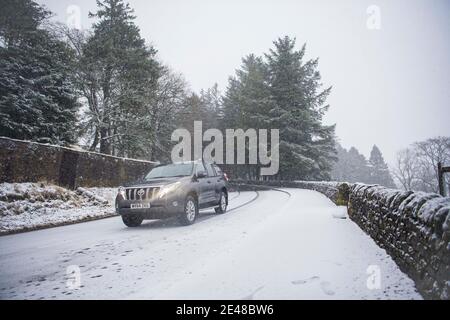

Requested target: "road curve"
[{"left": 0, "top": 189, "right": 421, "bottom": 299}]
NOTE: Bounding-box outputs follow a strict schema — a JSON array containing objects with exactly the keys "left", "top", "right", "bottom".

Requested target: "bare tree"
[
  {"left": 393, "top": 148, "right": 420, "bottom": 191},
  {"left": 394, "top": 137, "right": 450, "bottom": 193},
  {"left": 53, "top": 24, "right": 189, "bottom": 160},
  {"left": 50, "top": 24, "right": 102, "bottom": 151},
  {"left": 414, "top": 137, "right": 450, "bottom": 193},
  {"left": 140, "top": 66, "right": 189, "bottom": 161}
]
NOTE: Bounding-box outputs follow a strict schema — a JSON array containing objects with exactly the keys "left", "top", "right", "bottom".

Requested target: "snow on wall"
[
  {"left": 348, "top": 183, "right": 450, "bottom": 300},
  {"left": 0, "top": 137, "right": 157, "bottom": 189}
]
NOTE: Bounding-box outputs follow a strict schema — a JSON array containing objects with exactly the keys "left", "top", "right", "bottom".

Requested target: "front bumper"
[{"left": 115, "top": 193, "right": 184, "bottom": 219}]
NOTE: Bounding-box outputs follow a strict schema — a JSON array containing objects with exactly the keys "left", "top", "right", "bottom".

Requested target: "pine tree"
[
  {"left": 199, "top": 83, "right": 223, "bottom": 130},
  {"left": 221, "top": 37, "right": 336, "bottom": 180},
  {"left": 332, "top": 144, "right": 371, "bottom": 183},
  {"left": 177, "top": 93, "right": 205, "bottom": 134},
  {"left": 331, "top": 144, "right": 396, "bottom": 187},
  {"left": 0, "top": 0, "right": 79, "bottom": 144},
  {"left": 222, "top": 54, "right": 273, "bottom": 179},
  {"left": 331, "top": 143, "right": 352, "bottom": 181},
  {"left": 222, "top": 54, "right": 272, "bottom": 131},
  {"left": 346, "top": 147, "right": 371, "bottom": 183},
  {"left": 264, "top": 36, "right": 336, "bottom": 180},
  {"left": 369, "top": 145, "right": 396, "bottom": 187},
  {"left": 0, "top": 0, "right": 51, "bottom": 47}
]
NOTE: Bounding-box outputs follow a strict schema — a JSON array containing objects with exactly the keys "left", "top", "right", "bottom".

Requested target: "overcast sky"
[{"left": 38, "top": 0, "right": 450, "bottom": 165}]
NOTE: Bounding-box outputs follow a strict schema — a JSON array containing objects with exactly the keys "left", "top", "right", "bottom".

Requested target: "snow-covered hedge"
[{"left": 348, "top": 183, "right": 450, "bottom": 300}]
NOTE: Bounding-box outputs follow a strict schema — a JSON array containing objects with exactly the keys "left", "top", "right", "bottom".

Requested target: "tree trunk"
[
  {"left": 99, "top": 128, "right": 111, "bottom": 154},
  {"left": 89, "top": 129, "right": 99, "bottom": 151}
]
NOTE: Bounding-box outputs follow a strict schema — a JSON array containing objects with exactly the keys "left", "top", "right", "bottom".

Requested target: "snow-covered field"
[
  {"left": 0, "top": 189, "right": 421, "bottom": 299},
  {"left": 0, "top": 183, "right": 117, "bottom": 235}
]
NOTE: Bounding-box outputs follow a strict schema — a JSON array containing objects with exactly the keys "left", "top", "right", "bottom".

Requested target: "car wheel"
[
  {"left": 122, "top": 214, "right": 143, "bottom": 227},
  {"left": 178, "top": 195, "right": 198, "bottom": 226},
  {"left": 214, "top": 191, "right": 227, "bottom": 214}
]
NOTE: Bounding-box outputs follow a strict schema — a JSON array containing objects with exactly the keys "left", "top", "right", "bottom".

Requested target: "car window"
[
  {"left": 205, "top": 163, "right": 215, "bottom": 177},
  {"left": 145, "top": 163, "right": 193, "bottom": 179},
  {"left": 196, "top": 162, "right": 206, "bottom": 175}
]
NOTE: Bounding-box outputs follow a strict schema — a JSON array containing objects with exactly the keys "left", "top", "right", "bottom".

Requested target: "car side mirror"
[{"left": 196, "top": 171, "right": 207, "bottom": 179}]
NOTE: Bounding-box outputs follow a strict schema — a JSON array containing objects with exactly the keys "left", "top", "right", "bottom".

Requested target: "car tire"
[
  {"left": 214, "top": 191, "right": 227, "bottom": 214},
  {"left": 122, "top": 214, "right": 143, "bottom": 227},
  {"left": 178, "top": 195, "right": 198, "bottom": 226}
]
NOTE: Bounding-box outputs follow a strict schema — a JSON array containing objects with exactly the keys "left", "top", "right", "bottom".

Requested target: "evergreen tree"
[
  {"left": 331, "top": 143, "right": 352, "bottom": 181},
  {"left": 0, "top": 0, "right": 51, "bottom": 47},
  {"left": 222, "top": 54, "right": 273, "bottom": 179},
  {"left": 331, "top": 143, "right": 396, "bottom": 187},
  {"left": 346, "top": 147, "right": 371, "bottom": 183},
  {"left": 369, "top": 145, "right": 396, "bottom": 188},
  {"left": 178, "top": 83, "right": 224, "bottom": 136},
  {"left": 177, "top": 93, "right": 204, "bottom": 134},
  {"left": 199, "top": 83, "right": 223, "bottom": 129},
  {"left": 264, "top": 36, "right": 336, "bottom": 180},
  {"left": 0, "top": 0, "right": 79, "bottom": 144},
  {"left": 332, "top": 144, "right": 370, "bottom": 183},
  {"left": 222, "top": 54, "right": 272, "bottom": 131},
  {"left": 221, "top": 37, "right": 336, "bottom": 180}
]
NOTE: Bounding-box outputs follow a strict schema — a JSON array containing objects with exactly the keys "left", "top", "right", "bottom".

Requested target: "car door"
[
  {"left": 195, "top": 162, "right": 209, "bottom": 205},
  {"left": 212, "top": 164, "right": 226, "bottom": 200},
  {"left": 204, "top": 163, "right": 219, "bottom": 203}
]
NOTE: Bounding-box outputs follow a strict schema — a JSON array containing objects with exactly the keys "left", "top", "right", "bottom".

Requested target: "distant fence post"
[{"left": 438, "top": 162, "right": 450, "bottom": 196}]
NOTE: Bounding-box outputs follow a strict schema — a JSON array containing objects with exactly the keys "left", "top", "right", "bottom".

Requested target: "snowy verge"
[{"left": 0, "top": 182, "right": 117, "bottom": 235}]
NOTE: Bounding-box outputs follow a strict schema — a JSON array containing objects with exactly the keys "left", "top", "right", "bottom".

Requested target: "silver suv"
[{"left": 115, "top": 160, "right": 229, "bottom": 227}]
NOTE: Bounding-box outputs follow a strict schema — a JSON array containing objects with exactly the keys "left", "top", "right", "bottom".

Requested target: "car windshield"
[{"left": 145, "top": 163, "right": 194, "bottom": 179}]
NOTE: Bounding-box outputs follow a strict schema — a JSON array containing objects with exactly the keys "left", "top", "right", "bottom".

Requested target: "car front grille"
[{"left": 125, "top": 187, "right": 160, "bottom": 201}]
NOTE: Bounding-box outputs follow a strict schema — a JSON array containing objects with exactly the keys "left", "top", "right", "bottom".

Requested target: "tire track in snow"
[
  {"left": 227, "top": 191, "right": 259, "bottom": 212},
  {"left": 227, "top": 185, "right": 292, "bottom": 212}
]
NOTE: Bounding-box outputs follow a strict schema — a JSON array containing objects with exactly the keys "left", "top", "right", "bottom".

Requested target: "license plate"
[{"left": 130, "top": 203, "right": 151, "bottom": 210}]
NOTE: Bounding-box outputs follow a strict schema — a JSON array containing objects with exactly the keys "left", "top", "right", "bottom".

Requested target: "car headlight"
[
  {"left": 118, "top": 186, "right": 126, "bottom": 198},
  {"left": 159, "top": 182, "right": 181, "bottom": 199}
]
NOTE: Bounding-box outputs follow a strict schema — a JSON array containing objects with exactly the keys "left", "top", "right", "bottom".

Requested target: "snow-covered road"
[{"left": 0, "top": 189, "right": 421, "bottom": 299}]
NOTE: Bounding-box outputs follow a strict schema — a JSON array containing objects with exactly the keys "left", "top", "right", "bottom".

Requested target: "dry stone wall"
[
  {"left": 231, "top": 179, "right": 449, "bottom": 299},
  {"left": 0, "top": 137, "right": 157, "bottom": 189}
]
